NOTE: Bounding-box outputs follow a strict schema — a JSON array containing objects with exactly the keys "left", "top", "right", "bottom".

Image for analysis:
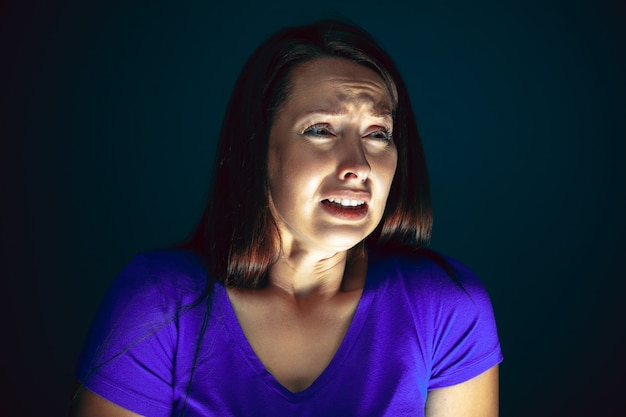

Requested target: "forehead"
[{"left": 284, "top": 57, "right": 393, "bottom": 115}]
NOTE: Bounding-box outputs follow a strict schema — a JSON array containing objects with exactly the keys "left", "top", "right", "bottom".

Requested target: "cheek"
[
  {"left": 267, "top": 143, "right": 282, "bottom": 182},
  {"left": 268, "top": 152, "right": 317, "bottom": 207},
  {"left": 390, "top": 162, "right": 398, "bottom": 186},
  {"left": 280, "top": 148, "right": 330, "bottom": 185},
  {"left": 268, "top": 144, "right": 298, "bottom": 199},
  {"left": 377, "top": 152, "right": 398, "bottom": 189}
]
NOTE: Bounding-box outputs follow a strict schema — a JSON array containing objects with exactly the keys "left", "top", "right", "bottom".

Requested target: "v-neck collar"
[{"left": 216, "top": 258, "right": 377, "bottom": 402}]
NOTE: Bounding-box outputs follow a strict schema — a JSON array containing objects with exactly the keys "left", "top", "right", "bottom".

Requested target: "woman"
[{"left": 72, "top": 18, "right": 502, "bottom": 416}]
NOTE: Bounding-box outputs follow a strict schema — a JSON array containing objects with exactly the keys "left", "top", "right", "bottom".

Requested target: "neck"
[{"left": 267, "top": 245, "right": 367, "bottom": 300}]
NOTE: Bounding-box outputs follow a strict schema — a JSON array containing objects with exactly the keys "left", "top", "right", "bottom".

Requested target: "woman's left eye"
[{"left": 366, "top": 129, "right": 393, "bottom": 143}]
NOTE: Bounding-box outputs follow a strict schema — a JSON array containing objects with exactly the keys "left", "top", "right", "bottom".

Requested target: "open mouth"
[
  {"left": 322, "top": 198, "right": 366, "bottom": 209},
  {"left": 321, "top": 198, "right": 369, "bottom": 220}
]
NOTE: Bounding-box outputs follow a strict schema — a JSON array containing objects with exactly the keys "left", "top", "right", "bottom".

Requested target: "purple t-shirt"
[{"left": 76, "top": 248, "right": 502, "bottom": 416}]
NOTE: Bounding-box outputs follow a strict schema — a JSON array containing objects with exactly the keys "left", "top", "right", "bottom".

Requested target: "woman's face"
[{"left": 267, "top": 57, "right": 398, "bottom": 255}]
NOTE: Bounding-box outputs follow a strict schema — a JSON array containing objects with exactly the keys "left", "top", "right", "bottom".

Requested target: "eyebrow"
[{"left": 302, "top": 108, "right": 393, "bottom": 118}]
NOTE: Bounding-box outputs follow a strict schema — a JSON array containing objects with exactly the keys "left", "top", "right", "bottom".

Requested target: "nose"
[{"left": 337, "top": 136, "right": 371, "bottom": 182}]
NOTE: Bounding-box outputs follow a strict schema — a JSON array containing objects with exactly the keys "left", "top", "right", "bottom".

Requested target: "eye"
[
  {"left": 303, "top": 123, "right": 335, "bottom": 138},
  {"left": 365, "top": 128, "right": 393, "bottom": 143}
]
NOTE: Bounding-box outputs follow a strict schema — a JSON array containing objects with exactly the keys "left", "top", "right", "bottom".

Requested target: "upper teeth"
[{"left": 327, "top": 198, "right": 365, "bottom": 207}]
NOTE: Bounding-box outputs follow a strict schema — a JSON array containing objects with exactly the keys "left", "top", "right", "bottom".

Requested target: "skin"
[
  {"left": 70, "top": 386, "right": 141, "bottom": 417},
  {"left": 71, "top": 57, "right": 498, "bottom": 416},
  {"left": 425, "top": 366, "right": 499, "bottom": 417},
  {"left": 228, "top": 57, "right": 398, "bottom": 393},
  {"left": 266, "top": 57, "right": 398, "bottom": 265}
]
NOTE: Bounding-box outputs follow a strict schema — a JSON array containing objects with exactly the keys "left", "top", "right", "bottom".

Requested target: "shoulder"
[
  {"left": 367, "top": 247, "right": 498, "bottom": 337},
  {"left": 110, "top": 247, "right": 209, "bottom": 306},
  {"left": 120, "top": 247, "right": 207, "bottom": 280},
  {"left": 368, "top": 247, "right": 489, "bottom": 302},
  {"left": 368, "top": 247, "right": 503, "bottom": 388},
  {"left": 86, "top": 248, "right": 210, "bottom": 335},
  {"left": 79, "top": 248, "right": 210, "bottom": 370},
  {"left": 76, "top": 248, "right": 209, "bottom": 415}
]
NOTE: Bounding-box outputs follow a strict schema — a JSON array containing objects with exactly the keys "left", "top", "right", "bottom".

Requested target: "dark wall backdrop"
[{"left": 2, "top": 0, "right": 625, "bottom": 416}]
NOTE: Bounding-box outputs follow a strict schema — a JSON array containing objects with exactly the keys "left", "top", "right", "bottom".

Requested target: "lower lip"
[{"left": 321, "top": 201, "right": 369, "bottom": 221}]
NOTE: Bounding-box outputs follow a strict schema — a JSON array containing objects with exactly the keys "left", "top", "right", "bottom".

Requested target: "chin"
[{"left": 317, "top": 229, "right": 371, "bottom": 252}]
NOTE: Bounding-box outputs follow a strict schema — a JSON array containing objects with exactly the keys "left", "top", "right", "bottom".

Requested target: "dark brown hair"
[{"left": 186, "top": 18, "right": 432, "bottom": 288}]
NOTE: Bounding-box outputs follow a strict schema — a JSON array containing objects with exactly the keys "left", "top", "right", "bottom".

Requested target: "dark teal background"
[{"left": 2, "top": 0, "right": 625, "bottom": 416}]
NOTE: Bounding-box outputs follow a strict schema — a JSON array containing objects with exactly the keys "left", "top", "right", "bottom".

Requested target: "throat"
[{"left": 227, "top": 286, "right": 363, "bottom": 393}]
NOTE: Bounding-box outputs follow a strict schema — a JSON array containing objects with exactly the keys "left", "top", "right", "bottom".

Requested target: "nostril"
[{"left": 342, "top": 170, "right": 367, "bottom": 183}]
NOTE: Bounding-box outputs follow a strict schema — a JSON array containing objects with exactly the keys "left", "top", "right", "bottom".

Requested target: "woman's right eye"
[{"left": 303, "top": 124, "right": 334, "bottom": 137}]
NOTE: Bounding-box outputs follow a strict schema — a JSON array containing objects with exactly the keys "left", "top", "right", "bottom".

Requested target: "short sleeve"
[
  {"left": 75, "top": 249, "right": 207, "bottom": 417},
  {"left": 426, "top": 255, "right": 503, "bottom": 390}
]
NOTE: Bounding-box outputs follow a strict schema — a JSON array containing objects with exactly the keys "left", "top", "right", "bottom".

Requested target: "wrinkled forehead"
[
  {"left": 285, "top": 57, "right": 396, "bottom": 114},
  {"left": 319, "top": 88, "right": 393, "bottom": 116}
]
